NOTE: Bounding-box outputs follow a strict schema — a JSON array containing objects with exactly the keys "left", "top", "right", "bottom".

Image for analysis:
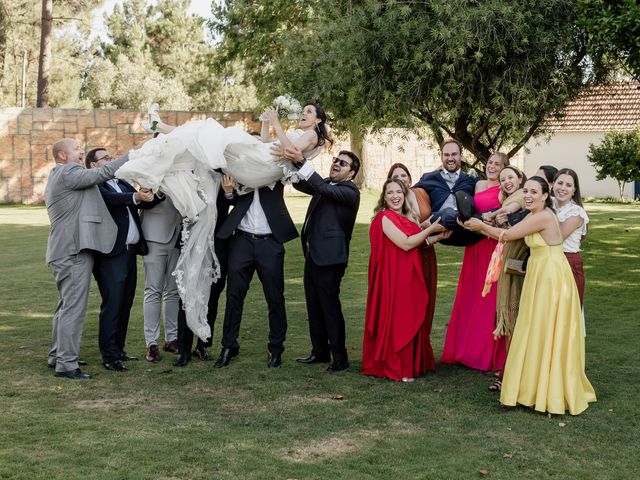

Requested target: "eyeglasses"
[
  {"left": 96, "top": 154, "right": 112, "bottom": 162},
  {"left": 332, "top": 157, "right": 351, "bottom": 168}
]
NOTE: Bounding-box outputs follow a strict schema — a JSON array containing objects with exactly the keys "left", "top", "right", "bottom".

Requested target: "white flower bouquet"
[{"left": 272, "top": 94, "right": 302, "bottom": 120}]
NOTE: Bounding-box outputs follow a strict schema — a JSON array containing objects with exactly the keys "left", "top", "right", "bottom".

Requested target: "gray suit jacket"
[
  {"left": 45, "top": 153, "right": 130, "bottom": 264},
  {"left": 140, "top": 195, "right": 182, "bottom": 244}
]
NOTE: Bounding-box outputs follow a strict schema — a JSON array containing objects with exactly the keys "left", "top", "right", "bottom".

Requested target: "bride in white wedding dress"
[{"left": 115, "top": 102, "right": 332, "bottom": 341}]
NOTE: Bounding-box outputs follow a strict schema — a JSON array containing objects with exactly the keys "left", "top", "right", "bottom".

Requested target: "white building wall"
[{"left": 523, "top": 131, "right": 635, "bottom": 199}]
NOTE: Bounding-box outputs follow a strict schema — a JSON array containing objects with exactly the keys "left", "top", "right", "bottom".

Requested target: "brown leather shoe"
[
  {"left": 163, "top": 340, "right": 178, "bottom": 354},
  {"left": 145, "top": 345, "right": 160, "bottom": 362}
]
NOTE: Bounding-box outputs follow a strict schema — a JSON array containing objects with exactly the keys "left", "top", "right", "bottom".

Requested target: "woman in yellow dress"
[{"left": 461, "top": 176, "right": 596, "bottom": 415}]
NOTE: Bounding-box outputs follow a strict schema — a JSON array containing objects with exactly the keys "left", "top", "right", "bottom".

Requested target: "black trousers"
[
  {"left": 93, "top": 247, "right": 137, "bottom": 363},
  {"left": 176, "top": 241, "right": 229, "bottom": 357},
  {"left": 221, "top": 232, "right": 287, "bottom": 355},
  {"left": 303, "top": 256, "right": 348, "bottom": 364},
  {"left": 431, "top": 207, "right": 482, "bottom": 247}
]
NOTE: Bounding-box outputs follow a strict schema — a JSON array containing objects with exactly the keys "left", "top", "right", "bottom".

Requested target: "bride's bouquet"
[{"left": 273, "top": 94, "right": 302, "bottom": 120}]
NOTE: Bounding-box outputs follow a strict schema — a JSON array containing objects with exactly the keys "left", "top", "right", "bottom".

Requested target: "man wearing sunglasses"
[{"left": 282, "top": 147, "right": 361, "bottom": 373}]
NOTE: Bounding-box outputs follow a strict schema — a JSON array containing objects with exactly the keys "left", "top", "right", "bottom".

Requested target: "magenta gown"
[{"left": 440, "top": 184, "right": 507, "bottom": 371}]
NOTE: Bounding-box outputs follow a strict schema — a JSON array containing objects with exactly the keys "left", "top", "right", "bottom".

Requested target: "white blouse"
[{"left": 556, "top": 200, "right": 589, "bottom": 253}]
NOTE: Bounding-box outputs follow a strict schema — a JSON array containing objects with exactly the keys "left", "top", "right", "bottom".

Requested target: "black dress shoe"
[
  {"left": 103, "top": 360, "right": 128, "bottom": 372},
  {"left": 49, "top": 360, "right": 88, "bottom": 369},
  {"left": 55, "top": 368, "right": 91, "bottom": 380},
  {"left": 455, "top": 190, "right": 475, "bottom": 222},
  {"left": 267, "top": 353, "right": 282, "bottom": 369},
  {"left": 296, "top": 354, "right": 330, "bottom": 364},
  {"left": 326, "top": 361, "right": 349, "bottom": 373},
  {"left": 173, "top": 355, "right": 190, "bottom": 367},
  {"left": 119, "top": 353, "right": 139, "bottom": 362},
  {"left": 193, "top": 346, "right": 211, "bottom": 361},
  {"left": 214, "top": 347, "right": 239, "bottom": 368}
]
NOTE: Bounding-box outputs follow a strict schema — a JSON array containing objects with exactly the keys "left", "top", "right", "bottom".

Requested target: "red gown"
[
  {"left": 441, "top": 184, "right": 507, "bottom": 371},
  {"left": 361, "top": 210, "right": 434, "bottom": 381}
]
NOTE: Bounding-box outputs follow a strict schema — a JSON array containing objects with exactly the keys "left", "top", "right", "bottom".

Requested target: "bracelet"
[
  {"left": 224, "top": 192, "right": 234, "bottom": 199},
  {"left": 425, "top": 237, "right": 431, "bottom": 246}
]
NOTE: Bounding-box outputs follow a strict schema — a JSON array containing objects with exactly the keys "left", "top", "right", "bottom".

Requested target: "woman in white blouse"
[{"left": 554, "top": 168, "right": 589, "bottom": 305}]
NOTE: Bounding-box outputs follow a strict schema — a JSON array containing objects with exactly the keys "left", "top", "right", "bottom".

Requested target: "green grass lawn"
[{"left": 0, "top": 197, "right": 638, "bottom": 480}]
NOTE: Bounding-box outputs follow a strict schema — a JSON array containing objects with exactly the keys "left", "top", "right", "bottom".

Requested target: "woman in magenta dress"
[
  {"left": 362, "top": 179, "right": 445, "bottom": 382},
  {"left": 441, "top": 153, "right": 508, "bottom": 371}
]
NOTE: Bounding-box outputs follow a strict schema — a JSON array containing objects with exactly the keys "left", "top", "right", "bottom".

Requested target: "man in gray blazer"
[
  {"left": 139, "top": 195, "right": 182, "bottom": 362},
  {"left": 45, "top": 138, "right": 132, "bottom": 380}
]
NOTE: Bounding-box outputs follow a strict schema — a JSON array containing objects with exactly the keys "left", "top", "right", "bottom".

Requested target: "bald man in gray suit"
[{"left": 45, "top": 138, "right": 141, "bottom": 379}]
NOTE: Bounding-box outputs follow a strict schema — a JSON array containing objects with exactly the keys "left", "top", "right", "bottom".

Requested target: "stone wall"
[{"left": 0, "top": 108, "right": 443, "bottom": 204}]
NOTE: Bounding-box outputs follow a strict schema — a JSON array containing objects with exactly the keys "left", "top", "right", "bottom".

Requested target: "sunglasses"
[{"left": 332, "top": 157, "right": 351, "bottom": 168}]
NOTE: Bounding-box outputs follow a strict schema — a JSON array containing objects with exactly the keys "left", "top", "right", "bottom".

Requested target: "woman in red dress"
[
  {"left": 441, "top": 152, "right": 508, "bottom": 372},
  {"left": 361, "top": 179, "right": 445, "bottom": 382}
]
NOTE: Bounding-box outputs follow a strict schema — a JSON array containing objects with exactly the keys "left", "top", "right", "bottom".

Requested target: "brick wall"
[{"left": 0, "top": 107, "right": 442, "bottom": 204}]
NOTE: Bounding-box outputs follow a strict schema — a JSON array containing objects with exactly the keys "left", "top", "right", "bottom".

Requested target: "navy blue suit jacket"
[
  {"left": 413, "top": 170, "right": 477, "bottom": 212},
  {"left": 97, "top": 180, "right": 161, "bottom": 256}
]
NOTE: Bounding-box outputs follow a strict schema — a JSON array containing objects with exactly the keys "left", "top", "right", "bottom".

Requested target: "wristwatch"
[{"left": 293, "top": 155, "right": 307, "bottom": 169}]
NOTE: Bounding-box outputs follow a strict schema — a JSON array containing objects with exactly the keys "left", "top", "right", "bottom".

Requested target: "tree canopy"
[
  {"left": 587, "top": 128, "right": 640, "bottom": 200},
  {"left": 212, "top": 0, "right": 604, "bottom": 169},
  {"left": 577, "top": 0, "right": 640, "bottom": 81}
]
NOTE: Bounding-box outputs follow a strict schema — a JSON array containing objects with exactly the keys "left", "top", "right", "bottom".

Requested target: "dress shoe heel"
[
  {"left": 174, "top": 355, "right": 190, "bottom": 367},
  {"left": 326, "top": 361, "right": 349, "bottom": 373},
  {"left": 54, "top": 368, "right": 91, "bottom": 380},
  {"left": 214, "top": 347, "right": 239, "bottom": 368},
  {"left": 145, "top": 345, "right": 161, "bottom": 362},
  {"left": 267, "top": 353, "right": 282, "bottom": 368},
  {"left": 103, "top": 360, "right": 128, "bottom": 372},
  {"left": 296, "top": 354, "right": 330, "bottom": 364},
  {"left": 193, "top": 346, "right": 211, "bottom": 361},
  {"left": 455, "top": 190, "right": 475, "bottom": 223}
]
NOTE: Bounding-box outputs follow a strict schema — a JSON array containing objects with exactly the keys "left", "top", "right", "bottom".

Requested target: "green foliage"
[
  {"left": 577, "top": 0, "right": 640, "bottom": 81},
  {"left": 85, "top": 0, "right": 257, "bottom": 111},
  {"left": 212, "top": 0, "right": 602, "bottom": 170},
  {"left": 587, "top": 128, "right": 640, "bottom": 200},
  {"left": 0, "top": 0, "right": 100, "bottom": 108}
]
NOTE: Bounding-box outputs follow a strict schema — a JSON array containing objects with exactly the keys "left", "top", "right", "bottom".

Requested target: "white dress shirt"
[
  {"left": 238, "top": 189, "right": 272, "bottom": 235},
  {"left": 107, "top": 179, "right": 140, "bottom": 246}
]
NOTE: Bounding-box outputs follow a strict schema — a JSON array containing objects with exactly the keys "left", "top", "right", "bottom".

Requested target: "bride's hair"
[{"left": 305, "top": 101, "right": 333, "bottom": 148}]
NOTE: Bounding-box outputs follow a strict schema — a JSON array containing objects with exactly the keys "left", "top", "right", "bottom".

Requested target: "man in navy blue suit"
[
  {"left": 414, "top": 139, "right": 481, "bottom": 247},
  {"left": 87, "top": 148, "right": 161, "bottom": 372}
]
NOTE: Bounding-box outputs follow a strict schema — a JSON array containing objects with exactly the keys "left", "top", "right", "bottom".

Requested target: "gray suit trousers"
[
  {"left": 142, "top": 240, "right": 179, "bottom": 346},
  {"left": 47, "top": 252, "right": 94, "bottom": 372}
]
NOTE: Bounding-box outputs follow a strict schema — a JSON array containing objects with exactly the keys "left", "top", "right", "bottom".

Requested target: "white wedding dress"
[{"left": 115, "top": 118, "right": 318, "bottom": 341}]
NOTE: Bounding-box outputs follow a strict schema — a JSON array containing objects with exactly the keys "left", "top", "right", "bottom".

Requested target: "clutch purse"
[{"left": 504, "top": 258, "right": 526, "bottom": 276}]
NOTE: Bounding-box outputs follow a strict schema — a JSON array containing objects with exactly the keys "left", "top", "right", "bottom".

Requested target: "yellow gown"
[{"left": 500, "top": 232, "right": 596, "bottom": 415}]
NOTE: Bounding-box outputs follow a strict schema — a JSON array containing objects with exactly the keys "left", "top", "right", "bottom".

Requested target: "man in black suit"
[
  {"left": 213, "top": 180, "right": 298, "bottom": 369},
  {"left": 286, "top": 147, "right": 361, "bottom": 372},
  {"left": 174, "top": 174, "right": 235, "bottom": 367},
  {"left": 87, "top": 148, "right": 160, "bottom": 372}
]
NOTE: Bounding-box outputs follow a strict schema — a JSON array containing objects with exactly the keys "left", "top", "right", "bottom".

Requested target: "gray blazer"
[
  {"left": 140, "top": 195, "right": 182, "bottom": 244},
  {"left": 45, "top": 153, "right": 130, "bottom": 264}
]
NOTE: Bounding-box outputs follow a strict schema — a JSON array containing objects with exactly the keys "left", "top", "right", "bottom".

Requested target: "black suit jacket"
[
  {"left": 216, "top": 182, "right": 298, "bottom": 244},
  {"left": 293, "top": 172, "right": 360, "bottom": 266},
  {"left": 97, "top": 180, "right": 161, "bottom": 256}
]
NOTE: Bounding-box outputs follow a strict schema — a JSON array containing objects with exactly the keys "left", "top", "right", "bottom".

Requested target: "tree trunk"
[
  {"left": 36, "top": 0, "right": 52, "bottom": 108},
  {"left": 349, "top": 125, "right": 365, "bottom": 188},
  {"left": 618, "top": 181, "right": 626, "bottom": 201}
]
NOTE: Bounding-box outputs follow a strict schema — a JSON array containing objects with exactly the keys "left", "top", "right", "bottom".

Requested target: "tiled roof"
[{"left": 545, "top": 81, "right": 640, "bottom": 132}]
